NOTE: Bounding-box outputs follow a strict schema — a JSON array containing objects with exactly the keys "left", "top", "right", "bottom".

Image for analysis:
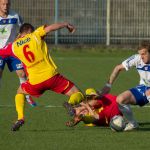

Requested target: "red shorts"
[{"left": 21, "top": 74, "right": 74, "bottom": 97}]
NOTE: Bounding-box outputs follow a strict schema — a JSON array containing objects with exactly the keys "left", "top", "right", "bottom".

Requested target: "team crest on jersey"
[{"left": 0, "top": 28, "right": 7, "bottom": 34}]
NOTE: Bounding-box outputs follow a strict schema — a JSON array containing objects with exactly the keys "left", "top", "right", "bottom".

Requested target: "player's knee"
[
  {"left": 17, "top": 85, "right": 25, "bottom": 94},
  {"left": 16, "top": 70, "right": 26, "bottom": 78},
  {"left": 116, "top": 95, "right": 124, "bottom": 105},
  {"left": 70, "top": 86, "right": 80, "bottom": 93},
  {"left": 17, "top": 87, "right": 22, "bottom": 94},
  {"left": 145, "top": 89, "right": 150, "bottom": 96},
  {"left": 66, "top": 85, "right": 80, "bottom": 96}
]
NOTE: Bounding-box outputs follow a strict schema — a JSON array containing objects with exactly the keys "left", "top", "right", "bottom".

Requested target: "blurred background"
[{"left": 11, "top": 0, "right": 150, "bottom": 45}]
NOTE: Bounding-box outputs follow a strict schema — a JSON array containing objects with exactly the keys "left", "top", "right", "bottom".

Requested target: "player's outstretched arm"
[
  {"left": 44, "top": 22, "right": 76, "bottom": 34},
  {"left": 100, "top": 64, "right": 125, "bottom": 95}
]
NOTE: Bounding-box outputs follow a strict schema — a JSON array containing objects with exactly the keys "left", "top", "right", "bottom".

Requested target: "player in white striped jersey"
[
  {"left": 100, "top": 40, "right": 150, "bottom": 131},
  {"left": 0, "top": 10, "right": 22, "bottom": 48},
  {"left": 0, "top": 0, "right": 36, "bottom": 106}
]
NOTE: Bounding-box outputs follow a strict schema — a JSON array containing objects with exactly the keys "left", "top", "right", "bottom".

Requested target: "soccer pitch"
[{"left": 0, "top": 49, "right": 150, "bottom": 150}]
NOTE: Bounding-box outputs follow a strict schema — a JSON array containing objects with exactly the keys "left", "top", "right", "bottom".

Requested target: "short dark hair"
[
  {"left": 138, "top": 40, "right": 150, "bottom": 53},
  {"left": 19, "top": 23, "right": 34, "bottom": 33}
]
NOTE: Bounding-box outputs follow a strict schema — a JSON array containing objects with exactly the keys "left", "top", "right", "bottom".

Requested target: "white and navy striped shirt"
[
  {"left": 0, "top": 10, "right": 23, "bottom": 48},
  {"left": 122, "top": 54, "right": 150, "bottom": 86}
]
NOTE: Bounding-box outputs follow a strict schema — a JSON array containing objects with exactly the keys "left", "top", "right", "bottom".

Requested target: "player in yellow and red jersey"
[
  {"left": 0, "top": 22, "right": 84, "bottom": 131},
  {"left": 65, "top": 88, "right": 122, "bottom": 127}
]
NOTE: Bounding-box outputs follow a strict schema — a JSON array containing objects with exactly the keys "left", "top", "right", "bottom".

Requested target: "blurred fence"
[{"left": 11, "top": 0, "right": 150, "bottom": 45}]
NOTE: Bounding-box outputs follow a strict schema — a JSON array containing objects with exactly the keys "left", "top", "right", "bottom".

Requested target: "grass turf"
[{"left": 0, "top": 49, "right": 150, "bottom": 150}]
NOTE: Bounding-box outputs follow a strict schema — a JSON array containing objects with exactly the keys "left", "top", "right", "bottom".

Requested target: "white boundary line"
[
  {"left": 0, "top": 105, "right": 14, "bottom": 107},
  {"left": 56, "top": 57, "right": 95, "bottom": 59},
  {"left": 45, "top": 105, "right": 62, "bottom": 108},
  {"left": 0, "top": 104, "right": 150, "bottom": 108},
  {"left": 0, "top": 104, "right": 63, "bottom": 108}
]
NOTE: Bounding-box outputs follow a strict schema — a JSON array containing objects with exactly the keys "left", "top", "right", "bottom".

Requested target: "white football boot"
[{"left": 124, "top": 121, "right": 139, "bottom": 131}]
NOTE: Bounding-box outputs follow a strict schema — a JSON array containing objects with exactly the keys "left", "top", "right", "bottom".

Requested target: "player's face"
[
  {"left": 138, "top": 48, "right": 150, "bottom": 64},
  {"left": 0, "top": 0, "right": 10, "bottom": 15}
]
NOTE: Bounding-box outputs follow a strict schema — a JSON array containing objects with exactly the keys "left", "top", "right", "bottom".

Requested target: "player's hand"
[
  {"left": 99, "top": 83, "right": 112, "bottom": 96},
  {"left": 66, "top": 120, "right": 75, "bottom": 127},
  {"left": 67, "top": 23, "right": 76, "bottom": 33},
  {"left": 66, "top": 117, "right": 81, "bottom": 127}
]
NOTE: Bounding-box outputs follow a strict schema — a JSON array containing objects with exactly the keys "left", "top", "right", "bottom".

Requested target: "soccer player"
[
  {"left": 100, "top": 40, "right": 150, "bottom": 131},
  {"left": 0, "top": 22, "right": 84, "bottom": 131},
  {"left": 0, "top": 0, "right": 36, "bottom": 106},
  {"left": 65, "top": 88, "right": 123, "bottom": 127}
]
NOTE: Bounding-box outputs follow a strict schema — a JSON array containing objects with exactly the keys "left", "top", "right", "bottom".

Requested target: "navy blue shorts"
[
  {"left": 0, "top": 56, "right": 23, "bottom": 72},
  {"left": 130, "top": 85, "right": 150, "bottom": 106}
]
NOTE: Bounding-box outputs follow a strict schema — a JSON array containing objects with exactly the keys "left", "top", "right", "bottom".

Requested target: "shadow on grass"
[
  {"left": 20, "top": 122, "right": 150, "bottom": 132},
  {"left": 23, "top": 128, "right": 75, "bottom": 132},
  {"left": 136, "top": 122, "right": 150, "bottom": 131},
  {"left": 139, "top": 122, "right": 150, "bottom": 126},
  {"left": 23, "top": 126, "right": 110, "bottom": 132}
]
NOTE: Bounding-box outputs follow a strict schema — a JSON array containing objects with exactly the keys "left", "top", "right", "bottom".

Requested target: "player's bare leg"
[
  {"left": 16, "top": 69, "right": 37, "bottom": 107},
  {"left": 65, "top": 86, "right": 80, "bottom": 96}
]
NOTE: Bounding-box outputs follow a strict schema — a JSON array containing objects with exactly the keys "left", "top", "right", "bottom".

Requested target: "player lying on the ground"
[{"left": 64, "top": 88, "right": 123, "bottom": 128}]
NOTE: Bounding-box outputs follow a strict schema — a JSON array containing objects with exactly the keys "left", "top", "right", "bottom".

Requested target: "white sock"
[
  {"left": 118, "top": 104, "right": 137, "bottom": 124},
  {"left": 19, "top": 77, "right": 27, "bottom": 84},
  {"left": 25, "top": 95, "right": 30, "bottom": 101}
]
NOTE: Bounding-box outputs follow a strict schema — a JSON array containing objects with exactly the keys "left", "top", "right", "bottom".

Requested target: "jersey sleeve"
[
  {"left": 14, "top": 12, "right": 23, "bottom": 27},
  {"left": 122, "top": 54, "right": 139, "bottom": 71},
  {"left": 18, "top": 15, "right": 23, "bottom": 26},
  {"left": 34, "top": 26, "right": 46, "bottom": 38}
]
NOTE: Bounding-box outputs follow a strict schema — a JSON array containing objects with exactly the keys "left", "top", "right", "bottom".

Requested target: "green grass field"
[{"left": 1, "top": 49, "right": 150, "bottom": 150}]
